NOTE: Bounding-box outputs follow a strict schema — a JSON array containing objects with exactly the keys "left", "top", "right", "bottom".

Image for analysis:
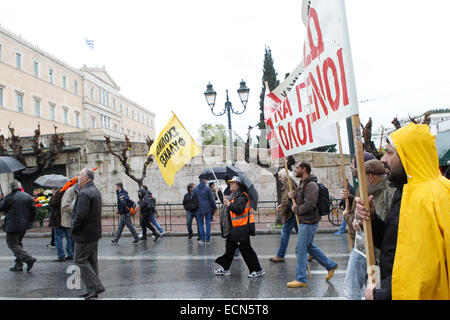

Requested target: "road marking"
[{"left": 0, "top": 253, "right": 350, "bottom": 262}]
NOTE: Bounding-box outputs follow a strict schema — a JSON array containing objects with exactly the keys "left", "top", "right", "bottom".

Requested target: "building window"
[
  {"left": 33, "top": 60, "right": 39, "bottom": 77},
  {"left": 105, "top": 92, "right": 109, "bottom": 107},
  {"left": 126, "top": 107, "right": 129, "bottom": 117},
  {"left": 63, "top": 108, "right": 68, "bottom": 125},
  {"left": 119, "top": 104, "right": 123, "bottom": 114},
  {"left": 0, "top": 87, "right": 3, "bottom": 107},
  {"left": 16, "top": 92, "right": 24, "bottom": 112},
  {"left": 49, "top": 103, "right": 55, "bottom": 121},
  {"left": 0, "top": 43, "right": 2, "bottom": 62},
  {"left": 131, "top": 110, "right": 134, "bottom": 120},
  {"left": 114, "top": 124, "right": 118, "bottom": 132},
  {"left": 90, "top": 88, "right": 94, "bottom": 101},
  {"left": 34, "top": 98, "right": 40, "bottom": 117},
  {"left": 49, "top": 69, "right": 54, "bottom": 84},
  {"left": 75, "top": 112, "right": 80, "bottom": 128},
  {"left": 62, "top": 75, "right": 67, "bottom": 89},
  {"left": 98, "top": 87, "right": 102, "bottom": 104},
  {"left": 74, "top": 80, "right": 78, "bottom": 95},
  {"left": 15, "top": 52, "right": 22, "bottom": 70},
  {"left": 91, "top": 116, "right": 96, "bottom": 128},
  {"left": 112, "top": 99, "right": 116, "bottom": 111}
]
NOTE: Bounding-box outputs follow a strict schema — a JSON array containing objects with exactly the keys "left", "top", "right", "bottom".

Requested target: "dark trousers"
[
  {"left": 215, "top": 235, "right": 262, "bottom": 273},
  {"left": 6, "top": 231, "right": 34, "bottom": 267},
  {"left": 74, "top": 241, "right": 105, "bottom": 294},
  {"left": 140, "top": 213, "right": 158, "bottom": 238}
]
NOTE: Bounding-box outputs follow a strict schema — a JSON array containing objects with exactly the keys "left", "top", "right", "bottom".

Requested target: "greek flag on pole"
[{"left": 85, "top": 38, "right": 94, "bottom": 50}]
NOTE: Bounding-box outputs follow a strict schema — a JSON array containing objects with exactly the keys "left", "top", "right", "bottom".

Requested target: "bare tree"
[
  {"left": 104, "top": 135, "right": 154, "bottom": 188},
  {"left": 6, "top": 123, "right": 65, "bottom": 177},
  {"left": 361, "top": 118, "right": 382, "bottom": 159}
]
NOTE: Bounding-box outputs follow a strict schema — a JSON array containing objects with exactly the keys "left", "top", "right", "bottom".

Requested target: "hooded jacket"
[
  {"left": 293, "top": 174, "right": 321, "bottom": 224},
  {"left": 138, "top": 188, "right": 155, "bottom": 216},
  {"left": 61, "top": 185, "right": 79, "bottom": 228},
  {"left": 390, "top": 123, "right": 450, "bottom": 300},
  {"left": 116, "top": 188, "right": 132, "bottom": 215}
]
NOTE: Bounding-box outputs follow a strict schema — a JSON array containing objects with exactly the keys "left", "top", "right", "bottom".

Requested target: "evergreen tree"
[{"left": 258, "top": 46, "right": 280, "bottom": 132}]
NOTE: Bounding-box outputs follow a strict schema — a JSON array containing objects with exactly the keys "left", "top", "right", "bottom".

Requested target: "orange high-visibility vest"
[{"left": 230, "top": 192, "right": 255, "bottom": 227}]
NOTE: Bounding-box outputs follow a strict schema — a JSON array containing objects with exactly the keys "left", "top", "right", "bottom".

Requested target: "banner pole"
[
  {"left": 351, "top": 114, "right": 376, "bottom": 286},
  {"left": 336, "top": 122, "right": 353, "bottom": 252}
]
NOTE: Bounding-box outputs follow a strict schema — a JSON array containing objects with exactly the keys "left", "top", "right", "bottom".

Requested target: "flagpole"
[{"left": 336, "top": 122, "right": 353, "bottom": 252}]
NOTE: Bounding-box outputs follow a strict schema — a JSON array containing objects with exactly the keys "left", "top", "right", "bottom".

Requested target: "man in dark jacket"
[
  {"left": 110, "top": 183, "right": 139, "bottom": 245},
  {"left": 182, "top": 183, "right": 199, "bottom": 240},
  {"left": 0, "top": 180, "right": 36, "bottom": 272},
  {"left": 214, "top": 176, "right": 264, "bottom": 278},
  {"left": 138, "top": 188, "right": 161, "bottom": 241},
  {"left": 286, "top": 162, "right": 338, "bottom": 288},
  {"left": 71, "top": 168, "right": 105, "bottom": 300},
  {"left": 192, "top": 179, "right": 217, "bottom": 243}
]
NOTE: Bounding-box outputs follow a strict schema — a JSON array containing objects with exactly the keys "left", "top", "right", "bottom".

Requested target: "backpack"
[
  {"left": 126, "top": 198, "right": 137, "bottom": 216},
  {"left": 304, "top": 181, "right": 330, "bottom": 216},
  {"left": 187, "top": 193, "right": 199, "bottom": 212}
]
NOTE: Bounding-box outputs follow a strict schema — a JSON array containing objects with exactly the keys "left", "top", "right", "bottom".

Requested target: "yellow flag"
[{"left": 148, "top": 112, "right": 202, "bottom": 186}]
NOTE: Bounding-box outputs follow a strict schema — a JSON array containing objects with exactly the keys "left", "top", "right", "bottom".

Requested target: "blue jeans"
[
  {"left": 115, "top": 213, "right": 139, "bottom": 241},
  {"left": 337, "top": 220, "right": 347, "bottom": 233},
  {"left": 197, "top": 212, "right": 211, "bottom": 241},
  {"left": 343, "top": 248, "right": 367, "bottom": 300},
  {"left": 295, "top": 222, "right": 338, "bottom": 283},
  {"left": 149, "top": 213, "right": 164, "bottom": 234},
  {"left": 276, "top": 215, "right": 298, "bottom": 258},
  {"left": 54, "top": 227, "right": 73, "bottom": 259},
  {"left": 186, "top": 211, "right": 199, "bottom": 236}
]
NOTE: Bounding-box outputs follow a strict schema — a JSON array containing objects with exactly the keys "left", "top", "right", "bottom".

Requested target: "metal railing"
[{"left": 102, "top": 200, "right": 280, "bottom": 234}]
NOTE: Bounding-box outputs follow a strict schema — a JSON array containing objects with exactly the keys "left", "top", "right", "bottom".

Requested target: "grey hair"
[
  {"left": 81, "top": 168, "right": 95, "bottom": 181},
  {"left": 10, "top": 179, "right": 22, "bottom": 191},
  {"left": 278, "top": 168, "right": 294, "bottom": 180}
]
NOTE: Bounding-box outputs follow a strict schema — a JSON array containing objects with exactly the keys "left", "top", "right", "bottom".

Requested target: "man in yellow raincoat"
[{"left": 356, "top": 123, "right": 449, "bottom": 300}]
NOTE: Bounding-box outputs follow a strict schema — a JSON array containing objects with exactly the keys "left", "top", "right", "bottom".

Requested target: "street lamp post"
[{"left": 204, "top": 80, "right": 250, "bottom": 166}]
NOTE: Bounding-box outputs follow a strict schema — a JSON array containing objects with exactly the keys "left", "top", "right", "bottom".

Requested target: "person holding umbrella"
[{"left": 214, "top": 176, "right": 264, "bottom": 278}]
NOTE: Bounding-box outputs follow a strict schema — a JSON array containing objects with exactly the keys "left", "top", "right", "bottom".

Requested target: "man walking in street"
[
  {"left": 193, "top": 178, "right": 217, "bottom": 243},
  {"left": 143, "top": 186, "right": 166, "bottom": 236},
  {"left": 286, "top": 162, "right": 338, "bottom": 288},
  {"left": 71, "top": 168, "right": 105, "bottom": 300},
  {"left": 0, "top": 180, "right": 37, "bottom": 272},
  {"left": 138, "top": 188, "right": 161, "bottom": 241},
  {"left": 111, "top": 183, "right": 140, "bottom": 245}
]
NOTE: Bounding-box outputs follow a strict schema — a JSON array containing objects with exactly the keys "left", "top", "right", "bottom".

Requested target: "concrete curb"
[{"left": 0, "top": 228, "right": 341, "bottom": 238}]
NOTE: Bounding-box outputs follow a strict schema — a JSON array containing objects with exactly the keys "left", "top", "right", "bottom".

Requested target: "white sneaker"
[
  {"left": 214, "top": 267, "right": 231, "bottom": 276},
  {"left": 248, "top": 270, "right": 265, "bottom": 278}
]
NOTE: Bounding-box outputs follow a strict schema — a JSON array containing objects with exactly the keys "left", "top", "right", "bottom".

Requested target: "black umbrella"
[
  {"left": 0, "top": 156, "right": 26, "bottom": 174},
  {"left": 34, "top": 174, "right": 69, "bottom": 189},
  {"left": 198, "top": 165, "right": 259, "bottom": 210}
]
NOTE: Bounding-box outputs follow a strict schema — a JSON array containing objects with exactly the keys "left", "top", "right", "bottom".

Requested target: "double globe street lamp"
[{"left": 204, "top": 80, "right": 250, "bottom": 166}]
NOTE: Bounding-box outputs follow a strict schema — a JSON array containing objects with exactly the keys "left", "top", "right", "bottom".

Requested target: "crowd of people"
[{"left": 0, "top": 123, "right": 448, "bottom": 300}]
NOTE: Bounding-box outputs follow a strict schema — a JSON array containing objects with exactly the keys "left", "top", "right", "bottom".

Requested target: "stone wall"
[{"left": 0, "top": 131, "right": 353, "bottom": 209}]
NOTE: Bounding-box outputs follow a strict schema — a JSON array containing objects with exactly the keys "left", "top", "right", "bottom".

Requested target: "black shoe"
[
  {"left": 141, "top": 237, "right": 147, "bottom": 241},
  {"left": 54, "top": 258, "right": 66, "bottom": 262},
  {"left": 132, "top": 239, "right": 139, "bottom": 244},
  {"left": 66, "top": 256, "right": 73, "bottom": 261},
  {"left": 110, "top": 240, "right": 118, "bottom": 245},
  {"left": 85, "top": 288, "right": 105, "bottom": 300},
  {"left": 79, "top": 292, "right": 90, "bottom": 298},
  {"left": 26, "top": 258, "right": 37, "bottom": 272},
  {"left": 154, "top": 234, "right": 161, "bottom": 241},
  {"left": 188, "top": 235, "right": 193, "bottom": 240},
  {"left": 9, "top": 266, "right": 23, "bottom": 272}
]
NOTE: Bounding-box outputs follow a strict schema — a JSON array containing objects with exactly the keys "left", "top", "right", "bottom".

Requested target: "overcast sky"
[{"left": 1, "top": 0, "right": 450, "bottom": 154}]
